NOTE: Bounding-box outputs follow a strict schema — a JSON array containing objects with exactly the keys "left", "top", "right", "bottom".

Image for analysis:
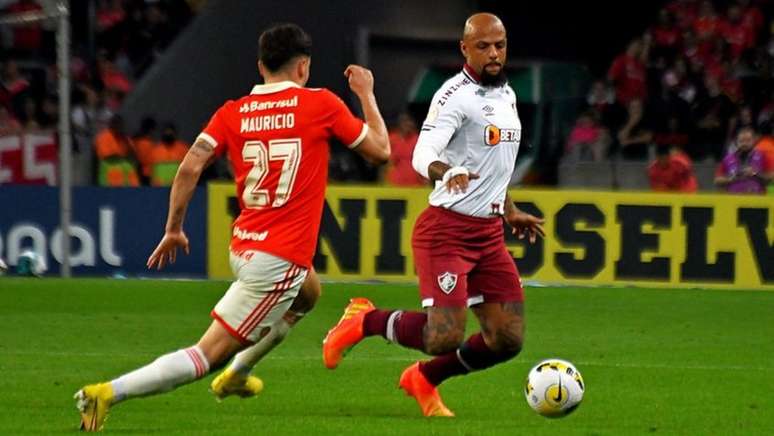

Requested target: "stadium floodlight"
[{"left": 0, "top": 1, "right": 72, "bottom": 277}]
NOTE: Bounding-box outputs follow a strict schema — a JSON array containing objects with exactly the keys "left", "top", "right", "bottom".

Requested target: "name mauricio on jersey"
[{"left": 239, "top": 96, "right": 298, "bottom": 133}]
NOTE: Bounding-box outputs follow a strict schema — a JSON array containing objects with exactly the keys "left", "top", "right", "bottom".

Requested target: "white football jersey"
[{"left": 416, "top": 65, "right": 522, "bottom": 217}]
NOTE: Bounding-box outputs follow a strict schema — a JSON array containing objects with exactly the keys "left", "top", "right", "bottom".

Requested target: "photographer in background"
[{"left": 715, "top": 126, "right": 771, "bottom": 193}]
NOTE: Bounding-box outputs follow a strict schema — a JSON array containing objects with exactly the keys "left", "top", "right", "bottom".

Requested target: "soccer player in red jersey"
[
  {"left": 323, "top": 13, "right": 544, "bottom": 417},
  {"left": 74, "top": 23, "right": 390, "bottom": 431}
]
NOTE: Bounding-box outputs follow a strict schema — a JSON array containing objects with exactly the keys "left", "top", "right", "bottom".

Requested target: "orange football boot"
[
  {"left": 399, "top": 362, "right": 455, "bottom": 417},
  {"left": 322, "top": 297, "right": 375, "bottom": 369}
]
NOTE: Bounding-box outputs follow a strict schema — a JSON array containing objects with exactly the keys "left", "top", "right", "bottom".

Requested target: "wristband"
[{"left": 441, "top": 166, "right": 470, "bottom": 184}]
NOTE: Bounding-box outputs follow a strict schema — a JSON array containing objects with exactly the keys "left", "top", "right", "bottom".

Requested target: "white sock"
[
  {"left": 110, "top": 346, "right": 209, "bottom": 403},
  {"left": 230, "top": 318, "right": 292, "bottom": 376}
]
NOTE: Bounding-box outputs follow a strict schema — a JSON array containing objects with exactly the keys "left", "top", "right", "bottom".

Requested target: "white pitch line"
[{"left": 2, "top": 350, "right": 771, "bottom": 372}]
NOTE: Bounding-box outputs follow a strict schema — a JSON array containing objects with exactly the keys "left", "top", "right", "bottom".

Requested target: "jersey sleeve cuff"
[
  {"left": 347, "top": 124, "right": 369, "bottom": 149},
  {"left": 196, "top": 132, "right": 219, "bottom": 149}
]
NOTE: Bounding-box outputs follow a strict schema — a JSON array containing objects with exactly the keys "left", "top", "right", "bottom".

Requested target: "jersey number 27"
[{"left": 242, "top": 139, "right": 301, "bottom": 209}]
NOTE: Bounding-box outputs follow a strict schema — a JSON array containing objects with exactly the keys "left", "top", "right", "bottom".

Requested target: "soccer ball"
[
  {"left": 17, "top": 250, "right": 47, "bottom": 277},
  {"left": 524, "top": 359, "right": 585, "bottom": 418}
]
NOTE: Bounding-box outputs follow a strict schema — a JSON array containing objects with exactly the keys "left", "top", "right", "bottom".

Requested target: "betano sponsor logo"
[{"left": 485, "top": 124, "right": 521, "bottom": 146}]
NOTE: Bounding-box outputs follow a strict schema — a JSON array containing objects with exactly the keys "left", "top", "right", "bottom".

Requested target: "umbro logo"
[{"left": 483, "top": 105, "right": 494, "bottom": 113}]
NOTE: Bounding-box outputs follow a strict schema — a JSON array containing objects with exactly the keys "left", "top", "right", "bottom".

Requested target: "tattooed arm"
[{"left": 147, "top": 139, "right": 215, "bottom": 269}]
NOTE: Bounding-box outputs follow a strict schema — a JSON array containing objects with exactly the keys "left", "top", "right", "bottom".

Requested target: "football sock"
[
  {"left": 362, "top": 309, "right": 392, "bottom": 336},
  {"left": 363, "top": 310, "right": 426, "bottom": 352},
  {"left": 110, "top": 345, "right": 210, "bottom": 403},
  {"left": 419, "top": 333, "right": 515, "bottom": 386},
  {"left": 229, "top": 317, "right": 293, "bottom": 376}
]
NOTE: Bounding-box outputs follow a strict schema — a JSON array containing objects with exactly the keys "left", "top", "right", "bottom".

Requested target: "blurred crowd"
[
  {"left": 1, "top": 0, "right": 771, "bottom": 192},
  {"left": 0, "top": 0, "right": 199, "bottom": 186},
  {"left": 566, "top": 0, "right": 774, "bottom": 193}
]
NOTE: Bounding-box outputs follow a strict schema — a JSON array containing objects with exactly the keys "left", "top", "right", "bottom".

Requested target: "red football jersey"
[{"left": 198, "top": 81, "right": 367, "bottom": 267}]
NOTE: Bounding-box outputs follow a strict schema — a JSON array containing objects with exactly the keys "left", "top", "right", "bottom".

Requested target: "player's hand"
[
  {"left": 505, "top": 211, "right": 545, "bottom": 244},
  {"left": 344, "top": 65, "right": 374, "bottom": 97},
  {"left": 445, "top": 171, "right": 480, "bottom": 194},
  {"left": 147, "top": 230, "right": 190, "bottom": 270}
]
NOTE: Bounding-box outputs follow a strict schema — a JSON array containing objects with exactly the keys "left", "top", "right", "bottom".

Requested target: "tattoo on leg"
[
  {"left": 423, "top": 307, "right": 465, "bottom": 355},
  {"left": 495, "top": 302, "right": 524, "bottom": 354},
  {"left": 474, "top": 302, "right": 524, "bottom": 354}
]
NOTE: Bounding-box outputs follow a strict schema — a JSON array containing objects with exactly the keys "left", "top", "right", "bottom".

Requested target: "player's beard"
[{"left": 481, "top": 65, "right": 507, "bottom": 87}]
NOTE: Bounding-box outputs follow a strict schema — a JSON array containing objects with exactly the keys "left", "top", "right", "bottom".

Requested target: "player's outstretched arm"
[
  {"left": 147, "top": 139, "right": 215, "bottom": 270},
  {"left": 344, "top": 65, "right": 390, "bottom": 164}
]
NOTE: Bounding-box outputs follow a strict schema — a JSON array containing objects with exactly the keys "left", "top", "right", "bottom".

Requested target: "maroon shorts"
[{"left": 412, "top": 206, "right": 523, "bottom": 308}]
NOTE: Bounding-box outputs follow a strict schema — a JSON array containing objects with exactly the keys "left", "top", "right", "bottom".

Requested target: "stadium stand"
[
  {"left": 561, "top": 0, "right": 774, "bottom": 192},
  {"left": 0, "top": 0, "right": 197, "bottom": 185}
]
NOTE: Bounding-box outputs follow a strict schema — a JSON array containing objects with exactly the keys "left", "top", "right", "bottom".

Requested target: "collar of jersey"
[
  {"left": 462, "top": 64, "right": 481, "bottom": 84},
  {"left": 250, "top": 81, "right": 300, "bottom": 95}
]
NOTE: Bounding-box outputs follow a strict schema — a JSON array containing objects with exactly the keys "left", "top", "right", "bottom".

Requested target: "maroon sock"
[
  {"left": 419, "top": 333, "right": 503, "bottom": 386},
  {"left": 393, "top": 311, "right": 427, "bottom": 351},
  {"left": 363, "top": 310, "right": 394, "bottom": 337},
  {"left": 362, "top": 310, "right": 427, "bottom": 352}
]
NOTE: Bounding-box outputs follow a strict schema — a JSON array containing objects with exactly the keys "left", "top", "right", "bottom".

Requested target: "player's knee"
[
  {"left": 485, "top": 329, "right": 523, "bottom": 358},
  {"left": 424, "top": 331, "right": 465, "bottom": 355}
]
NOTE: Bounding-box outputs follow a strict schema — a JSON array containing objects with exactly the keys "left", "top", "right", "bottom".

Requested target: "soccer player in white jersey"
[{"left": 322, "top": 13, "right": 545, "bottom": 417}]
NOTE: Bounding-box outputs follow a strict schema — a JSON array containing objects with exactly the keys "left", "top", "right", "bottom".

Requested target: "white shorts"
[{"left": 211, "top": 250, "right": 307, "bottom": 344}]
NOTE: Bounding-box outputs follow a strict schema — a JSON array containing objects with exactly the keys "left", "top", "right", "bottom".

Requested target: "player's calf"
[
  {"left": 362, "top": 306, "right": 466, "bottom": 355},
  {"left": 482, "top": 326, "right": 523, "bottom": 357},
  {"left": 423, "top": 306, "right": 467, "bottom": 355},
  {"left": 475, "top": 300, "right": 524, "bottom": 359}
]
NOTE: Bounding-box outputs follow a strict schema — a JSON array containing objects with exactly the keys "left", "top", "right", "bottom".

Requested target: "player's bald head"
[
  {"left": 462, "top": 13, "right": 506, "bottom": 41},
  {"left": 460, "top": 13, "right": 508, "bottom": 86}
]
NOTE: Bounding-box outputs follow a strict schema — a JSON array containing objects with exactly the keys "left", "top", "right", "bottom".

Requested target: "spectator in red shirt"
[
  {"left": 6, "top": 0, "right": 43, "bottom": 53},
  {"left": 694, "top": 0, "right": 722, "bottom": 43},
  {"left": 0, "top": 60, "right": 30, "bottom": 115},
  {"left": 0, "top": 106, "right": 21, "bottom": 136},
  {"left": 667, "top": 0, "right": 700, "bottom": 30},
  {"left": 652, "top": 9, "right": 682, "bottom": 57},
  {"left": 385, "top": 113, "right": 425, "bottom": 186},
  {"left": 608, "top": 38, "right": 650, "bottom": 105},
  {"left": 737, "top": 0, "right": 764, "bottom": 37},
  {"left": 97, "top": 52, "right": 133, "bottom": 94},
  {"left": 96, "top": 0, "right": 127, "bottom": 33},
  {"left": 720, "top": 5, "right": 755, "bottom": 59},
  {"left": 649, "top": 144, "right": 698, "bottom": 192}
]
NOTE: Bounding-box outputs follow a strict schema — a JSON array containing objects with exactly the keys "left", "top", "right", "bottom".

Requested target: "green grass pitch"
[{"left": 0, "top": 278, "right": 772, "bottom": 435}]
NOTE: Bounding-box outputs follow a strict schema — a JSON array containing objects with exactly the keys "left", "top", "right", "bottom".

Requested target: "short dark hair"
[{"left": 259, "top": 23, "right": 312, "bottom": 72}]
